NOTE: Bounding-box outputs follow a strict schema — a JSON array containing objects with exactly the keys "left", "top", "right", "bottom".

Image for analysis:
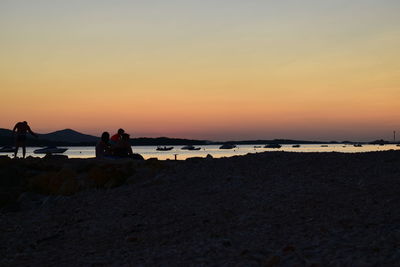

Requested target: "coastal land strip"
[{"left": 1, "top": 150, "right": 400, "bottom": 266}]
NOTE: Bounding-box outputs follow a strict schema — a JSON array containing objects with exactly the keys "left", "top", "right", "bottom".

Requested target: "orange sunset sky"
[{"left": 1, "top": 1, "right": 399, "bottom": 141}]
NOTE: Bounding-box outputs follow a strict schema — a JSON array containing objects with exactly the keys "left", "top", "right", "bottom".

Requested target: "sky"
[{"left": 1, "top": 0, "right": 399, "bottom": 141}]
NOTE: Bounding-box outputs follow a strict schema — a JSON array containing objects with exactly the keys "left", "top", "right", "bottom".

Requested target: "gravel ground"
[{"left": 1, "top": 151, "right": 400, "bottom": 266}]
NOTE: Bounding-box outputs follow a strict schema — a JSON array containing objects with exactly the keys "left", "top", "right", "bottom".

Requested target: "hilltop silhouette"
[
  {"left": 0, "top": 128, "right": 208, "bottom": 146},
  {"left": 0, "top": 128, "right": 395, "bottom": 146}
]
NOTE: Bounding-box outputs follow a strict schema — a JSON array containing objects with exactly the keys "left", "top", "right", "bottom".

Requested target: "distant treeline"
[
  {"left": 0, "top": 135, "right": 95, "bottom": 147},
  {"left": 0, "top": 135, "right": 208, "bottom": 147},
  {"left": 222, "top": 139, "right": 327, "bottom": 145},
  {"left": 0, "top": 128, "right": 396, "bottom": 146},
  {"left": 131, "top": 137, "right": 208, "bottom": 146}
]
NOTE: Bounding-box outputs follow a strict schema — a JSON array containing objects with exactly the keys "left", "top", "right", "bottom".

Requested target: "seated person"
[
  {"left": 110, "top": 128, "right": 124, "bottom": 145},
  {"left": 96, "top": 132, "right": 111, "bottom": 158},
  {"left": 112, "top": 133, "right": 133, "bottom": 157}
]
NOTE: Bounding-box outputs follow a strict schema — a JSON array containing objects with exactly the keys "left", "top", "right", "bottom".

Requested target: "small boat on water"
[
  {"left": 219, "top": 144, "right": 236, "bottom": 149},
  {"left": 156, "top": 146, "right": 174, "bottom": 151},
  {"left": 181, "top": 145, "right": 201, "bottom": 151},
  {"left": 353, "top": 144, "right": 363, "bottom": 147},
  {"left": 0, "top": 146, "right": 15, "bottom": 153},
  {"left": 292, "top": 144, "right": 301, "bottom": 148},
  {"left": 264, "top": 144, "right": 282, "bottom": 149},
  {"left": 253, "top": 145, "right": 262, "bottom": 148},
  {"left": 321, "top": 145, "right": 329, "bottom": 147},
  {"left": 33, "top": 146, "right": 68, "bottom": 154}
]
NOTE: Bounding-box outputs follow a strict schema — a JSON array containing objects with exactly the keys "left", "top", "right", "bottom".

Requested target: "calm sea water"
[{"left": 2, "top": 144, "right": 400, "bottom": 160}]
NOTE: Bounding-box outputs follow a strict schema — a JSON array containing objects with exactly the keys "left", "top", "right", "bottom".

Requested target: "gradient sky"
[{"left": 1, "top": 0, "right": 399, "bottom": 141}]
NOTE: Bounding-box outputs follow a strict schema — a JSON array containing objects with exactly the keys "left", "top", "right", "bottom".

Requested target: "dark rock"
[
  {"left": 131, "top": 153, "right": 144, "bottom": 160},
  {"left": 185, "top": 157, "right": 203, "bottom": 162},
  {"left": 265, "top": 255, "right": 281, "bottom": 267},
  {"left": 44, "top": 154, "right": 68, "bottom": 160},
  {"left": 0, "top": 191, "right": 16, "bottom": 208}
]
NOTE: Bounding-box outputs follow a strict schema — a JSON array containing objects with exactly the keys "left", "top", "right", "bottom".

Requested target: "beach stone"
[
  {"left": 104, "top": 175, "right": 126, "bottom": 189},
  {"left": 131, "top": 153, "right": 144, "bottom": 160},
  {"left": 87, "top": 164, "right": 130, "bottom": 188},
  {"left": 58, "top": 176, "right": 79, "bottom": 195},
  {"left": 0, "top": 168, "right": 23, "bottom": 188},
  {"left": 264, "top": 255, "right": 281, "bottom": 267},
  {"left": 27, "top": 168, "right": 78, "bottom": 195},
  {"left": 0, "top": 155, "right": 11, "bottom": 161},
  {"left": 126, "top": 167, "right": 155, "bottom": 184},
  {"left": 282, "top": 245, "right": 296, "bottom": 253},
  {"left": 50, "top": 168, "right": 76, "bottom": 194},
  {"left": 87, "top": 166, "right": 110, "bottom": 187},
  {"left": 44, "top": 154, "right": 68, "bottom": 160},
  {"left": 186, "top": 157, "right": 203, "bottom": 162},
  {"left": 28, "top": 172, "right": 56, "bottom": 194},
  {"left": 125, "top": 236, "right": 140, "bottom": 242},
  {"left": 145, "top": 159, "right": 165, "bottom": 170},
  {"left": 0, "top": 191, "right": 16, "bottom": 207},
  {"left": 17, "top": 192, "right": 46, "bottom": 210},
  {"left": 25, "top": 156, "right": 39, "bottom": 160}
]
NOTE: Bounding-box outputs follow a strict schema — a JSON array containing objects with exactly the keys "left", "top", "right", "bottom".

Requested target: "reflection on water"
[{"left": 1, "top": 144, "right": 400, "bottom": 160}]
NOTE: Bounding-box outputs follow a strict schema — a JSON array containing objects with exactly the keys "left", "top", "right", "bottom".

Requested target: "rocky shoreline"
[{"left": 1, "top": 151, "right": 400, "bottom": 266}]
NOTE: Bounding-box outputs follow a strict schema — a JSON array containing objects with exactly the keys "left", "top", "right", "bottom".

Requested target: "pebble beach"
[{"left": 1, "top": 151, "right": 400, "bottom": 266}]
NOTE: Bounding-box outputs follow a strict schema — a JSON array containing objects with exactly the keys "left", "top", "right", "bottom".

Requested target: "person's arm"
[
  {"left": 27, "top": 126, "right": 38, "bottom": 138},
  {"left": 12, "top": 123, "right": 18, "bottom": 134}
]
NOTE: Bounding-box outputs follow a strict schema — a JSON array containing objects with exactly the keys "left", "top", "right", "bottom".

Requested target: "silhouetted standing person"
[{"left": 13, "top": 121, "right": 38, "bottom": 158}]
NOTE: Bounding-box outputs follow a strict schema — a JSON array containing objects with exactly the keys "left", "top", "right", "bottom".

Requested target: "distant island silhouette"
[{"left": 0, "top": 128, "right": 395, "bottom": 147}]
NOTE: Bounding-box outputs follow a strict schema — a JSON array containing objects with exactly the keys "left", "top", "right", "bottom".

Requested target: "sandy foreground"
[{"left": 1, "top": 151, "right": 400, "bottom": 266}]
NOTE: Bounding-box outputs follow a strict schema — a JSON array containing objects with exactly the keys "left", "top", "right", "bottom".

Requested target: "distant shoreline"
[{"left": 0, "top": 128, "right": 397, "bottom": 146}]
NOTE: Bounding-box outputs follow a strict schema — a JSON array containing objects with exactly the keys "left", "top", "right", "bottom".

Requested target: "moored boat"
[
  {"left": 292, "top": 144, "right": 301, "bottom": 148},
  {"left": 181, "top": 145, "right": 201, "bottom": 151},
  {"left": 33, "top": 146, "right": 68, "bottom": 154},
  {"left": 219, "top": 144, "right": 236, "bottom": 149},
  {"left": 156, "top": 146, "right": 174, "bottom": 151},
  {"left": 264, "top": 144, "right": 282, "bottom": 149}
]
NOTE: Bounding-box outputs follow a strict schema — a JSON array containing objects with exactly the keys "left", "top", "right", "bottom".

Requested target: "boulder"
[
  {"left": 0, "top": 191, "right": 16, "bottom": 208},
  {"left": 28, "top": 168, "right": 78, "bottom": 195},
  {"left": 57, "top": 168, "right": 79, "bottom": 195},
  {"left": 87, "top": 164, "right": 131, "bottom": 188},
  {"left": 28, "top": 172, "right": 56, "bottom": 194},
  {"left": 126, "top": 166, "right": 155, "bottom": 185},
  {"left": 131, "top": 153, "right": 144, "bottom": 160},
  {"left": 186, "top": 157, "right": 203, "bottom": 162},
  {"left": 87, "top": 166, "right": 110, "bottom": 187},
  {"left": 44, "top": 154, "right": 69, "bottom": 160}
]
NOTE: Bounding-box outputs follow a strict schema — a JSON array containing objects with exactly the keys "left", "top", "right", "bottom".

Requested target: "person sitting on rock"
[
  {"left": 96, "top": 132, "right": 111, "bottom": 159},
  {"left": 112, "top": 133, "right": 133, "bottom": 157},
  {"left": 110, "top": 128, "right": 125, "bottom": 145},
  {"left": 13, "top": 121, "right": 38, "bottom": 158}
]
